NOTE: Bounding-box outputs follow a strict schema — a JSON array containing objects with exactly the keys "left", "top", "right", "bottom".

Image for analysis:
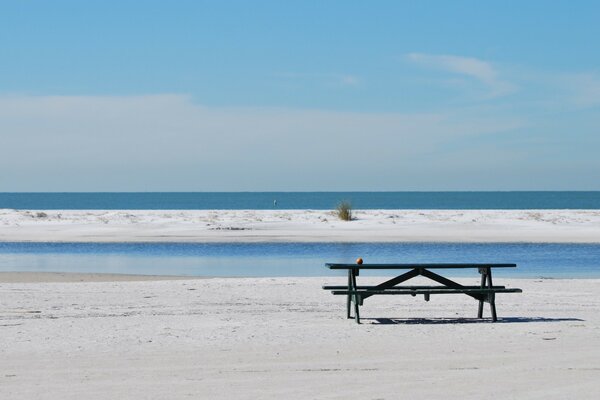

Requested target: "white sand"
[
  {"left": 1, "top": 276, "right": 599, "bottom": 399},
  {"left": 1, "top": 209, "right": 599, "bottom": 243}
]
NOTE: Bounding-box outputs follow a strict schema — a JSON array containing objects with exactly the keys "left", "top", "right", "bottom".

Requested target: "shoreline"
[
  {"left": 0, "top": 271, "right": 201, "bottom": 283},
  {"left": 1, "top": 209, "right": 599, "bottom": 243}
]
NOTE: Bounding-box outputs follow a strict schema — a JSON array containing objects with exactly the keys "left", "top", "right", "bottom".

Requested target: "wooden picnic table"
[{"left": 323, "top": 263, "right": 522, "bottom": 324}]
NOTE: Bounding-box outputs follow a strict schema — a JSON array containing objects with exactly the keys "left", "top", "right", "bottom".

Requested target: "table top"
[{"left": 326, "top": 263, "right": 517, "bottom": 270}]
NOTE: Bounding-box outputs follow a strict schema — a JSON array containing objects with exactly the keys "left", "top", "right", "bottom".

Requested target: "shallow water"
[{"left": 1, "top": 242, "right": 599, "bottom": 278}]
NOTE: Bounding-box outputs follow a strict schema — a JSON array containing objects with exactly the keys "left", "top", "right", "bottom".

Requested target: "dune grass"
[{"left": 335, "top": 201, "right": 353, "bottom": 221}]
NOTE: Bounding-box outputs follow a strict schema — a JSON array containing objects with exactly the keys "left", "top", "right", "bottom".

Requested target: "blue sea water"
[
  {"left": 1, "top": 242, "right": 599, "bottom": 278},
  {"left": 1, "top": 191, "right": 600, "bottom": 210}
]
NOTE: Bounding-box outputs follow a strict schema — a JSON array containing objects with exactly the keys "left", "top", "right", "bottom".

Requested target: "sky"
[{"left": 1, "top": 0, "right": 599, "bottom": 191}]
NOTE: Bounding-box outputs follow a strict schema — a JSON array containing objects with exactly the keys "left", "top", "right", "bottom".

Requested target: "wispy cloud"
[
  {"left": 0, "top": 94, "right": 523, "bottom": 191},
  {"left": 338, "top": 74, "right": 360, "bottom": 87},
  {"left": 563, "top": 73, "right": 600, "bottom": 108},
  {"left": 407, "top": 53, "right": 517, "bottom": 98},
  {"left": 505, "top": 68, "right": 600, "bottom": 111},
  {"left": 277, "top": 72, "right": 360, "bottom": 87}
]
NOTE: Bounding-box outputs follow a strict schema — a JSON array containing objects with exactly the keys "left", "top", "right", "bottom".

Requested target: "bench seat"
[
  {"left": 329, "top": 288, "right": 522, "bottom": 295},
  {"left": 323, "top": 285, "right": 507, "bottom": 290}
]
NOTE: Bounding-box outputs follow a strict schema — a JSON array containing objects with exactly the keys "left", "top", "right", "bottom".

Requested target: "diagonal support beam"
[
  {"left": 419, "top": 269, "right": 484, "bottom": 301},
  {"left": 361, "top": 268, "right": 421, "bottom": 300}
]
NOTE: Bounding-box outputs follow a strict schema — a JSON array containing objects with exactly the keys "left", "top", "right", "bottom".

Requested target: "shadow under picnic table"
[{"left": 367, "top": 316, "right": 584, "bottom": 325}]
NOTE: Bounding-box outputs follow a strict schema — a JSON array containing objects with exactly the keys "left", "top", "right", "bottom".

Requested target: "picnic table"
[{"left": 323, "top": 263, "right": 522, "bottom": 324}]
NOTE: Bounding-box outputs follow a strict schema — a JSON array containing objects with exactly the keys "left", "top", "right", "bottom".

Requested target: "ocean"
[{"left": 1, "top": 191, "right": 600, "bottom": 210}]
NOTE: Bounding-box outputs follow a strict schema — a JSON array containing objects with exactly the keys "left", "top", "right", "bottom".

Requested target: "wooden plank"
[
  {"left": 323, "top": 285, "right": 507, "bottom": 290},
  {"left": 326, "top": 263, "right": 517, "bottom": 270},
  {"left": 330, "top": 288, "right": 522, "bottom": 295}
]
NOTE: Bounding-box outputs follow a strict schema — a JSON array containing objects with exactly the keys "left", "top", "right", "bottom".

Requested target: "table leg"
[
  {"left": 478, "top": 268, "right": 486, "bottom": 318},
  {"left": 351, "top": 269, "right": 360, "bottom": 324},
  {"left": 487, "top": 268, "right": 498, "bottom": 322},
  {"left": 347, "top": 270, "right": 352, "bottom": 319}
]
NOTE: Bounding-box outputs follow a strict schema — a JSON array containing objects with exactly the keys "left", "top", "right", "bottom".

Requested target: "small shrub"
[{"left": 335, "top": 201, "right": 353, "bottom": 221}]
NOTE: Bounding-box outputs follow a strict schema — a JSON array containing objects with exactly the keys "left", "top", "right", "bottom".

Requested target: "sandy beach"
[
  {"left": 1, "top": 209, "right": 600, "bottom": 243},
  {"left": 1, "top": 274, "right": 598, "bottom": 399}
]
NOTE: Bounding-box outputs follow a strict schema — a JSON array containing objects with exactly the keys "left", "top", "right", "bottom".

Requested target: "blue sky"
[{"left": 1, "top": 1, "right": 599, "bottom": 191}]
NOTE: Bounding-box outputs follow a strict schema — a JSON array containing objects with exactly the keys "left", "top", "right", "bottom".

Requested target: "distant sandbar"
[{"left": 1, "top": 209, "right": 599, "bottom": 243}]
